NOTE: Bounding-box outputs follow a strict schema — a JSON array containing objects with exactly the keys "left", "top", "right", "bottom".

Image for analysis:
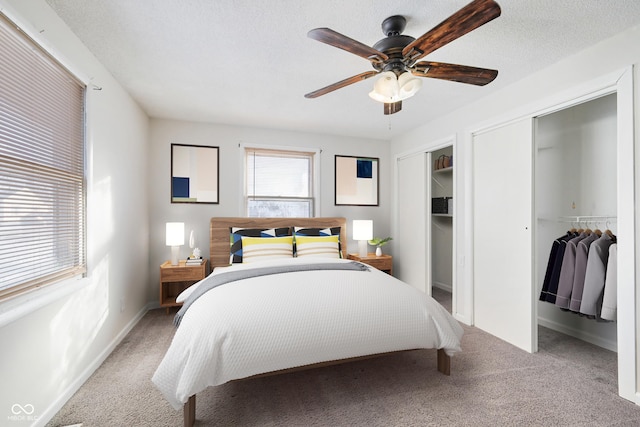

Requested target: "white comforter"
[{"left": 152, "top": 257, "right": 463, "bottom": 410}]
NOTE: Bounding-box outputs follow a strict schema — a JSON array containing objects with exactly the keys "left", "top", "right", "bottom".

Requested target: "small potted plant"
[{"left": 368, "top": 236, "right": 392, "bottom": 256}]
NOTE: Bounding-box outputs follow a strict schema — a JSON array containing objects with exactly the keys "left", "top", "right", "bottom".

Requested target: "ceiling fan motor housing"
[
  {"left": 373, "top": 16, "right": 415, "bottom": 75},
  {"left": 373, "top": 34, "right": 415, "bottom": 74}
]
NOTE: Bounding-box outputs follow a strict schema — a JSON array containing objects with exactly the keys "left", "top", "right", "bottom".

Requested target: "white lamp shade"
[
  {"left": 398, "top": 72, "right": 422, "bottom": 99},
  {"left": 353, "top": 220, "right": 373, "bottom": 241},
  {"left": 166, "top": 222, "right": 185, "bottom": 246},
  {"left": 369, "top": 71, "right": 399, "bottom": 103},
  {"left": 369, "top": 71, "right": 421, "bottom": 103}
]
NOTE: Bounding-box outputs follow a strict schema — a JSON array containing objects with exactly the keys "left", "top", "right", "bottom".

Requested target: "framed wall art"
[
  {"left": 335, "top": 155, "right": 379, "bottom": 206},
  {"left": 171, "top": 143, "right": 219, "bottom": 204}
]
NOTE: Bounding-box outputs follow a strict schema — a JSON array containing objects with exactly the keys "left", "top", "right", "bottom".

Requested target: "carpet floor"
[{"left": 47, "top": 288, "right": 640, "bottom": 426}]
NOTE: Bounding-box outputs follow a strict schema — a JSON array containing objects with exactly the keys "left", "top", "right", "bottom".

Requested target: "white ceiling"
[{"left": 46, "top": 0, "right": 640, "bottom": 140}]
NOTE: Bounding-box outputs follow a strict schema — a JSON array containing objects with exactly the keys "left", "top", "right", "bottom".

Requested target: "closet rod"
[
  {"left": 537, "top": 215, "right": 617, "bottom": 223},
  {"left": 557, "top": 215, "right": 617, "bottom": 222}
]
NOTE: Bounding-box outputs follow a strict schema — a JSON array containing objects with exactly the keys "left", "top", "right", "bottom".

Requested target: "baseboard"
[
  {"left": 454, "top": 312, "right": 472, "bottom": 325},
  {"left": 537, "top": 316, "right": 617, "bottom": 352},
  {"left": 433, "top": 281, "right": 452, "bottom": 293},
  {"left": 35, "top": 302, "right": 154, "bottom": 427}
]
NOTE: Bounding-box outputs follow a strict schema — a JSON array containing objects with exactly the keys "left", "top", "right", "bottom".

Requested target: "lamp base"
[
  {"left": 358, "top": 240, "right": 368, "bottom": 258},
  {"left": 171, "top": 246, "right": 180, "bottom": 265}
]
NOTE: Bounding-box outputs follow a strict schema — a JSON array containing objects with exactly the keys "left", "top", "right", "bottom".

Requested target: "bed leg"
[
  {"left": 437, "top": 349, "right": 451, "bottom": 376},
  {"left": 184, "top": 395, "right": 196, "bottom": 427}
]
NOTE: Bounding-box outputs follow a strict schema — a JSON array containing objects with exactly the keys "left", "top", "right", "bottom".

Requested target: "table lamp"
[
  {"left": 166, "top": 222, "right": 184, "bottom": 265},
  {"left": 353, "top": 220, "right": 373, "bottom": 258}
]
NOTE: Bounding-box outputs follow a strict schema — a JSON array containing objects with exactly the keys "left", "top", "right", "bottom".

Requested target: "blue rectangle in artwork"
[
  {"left": 172, "top": 177, "right": 190, "bottom": 198},
  {"left": 357, "top": 159, "right": 373, "bottom": 179}
]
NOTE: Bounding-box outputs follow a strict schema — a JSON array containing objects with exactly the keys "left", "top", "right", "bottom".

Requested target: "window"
[
  {"left": 0, "top": 13, "right": 86, "bottom": 300},
  {"left": 245, "top": 147, "right": 316, "bottom": 217}
]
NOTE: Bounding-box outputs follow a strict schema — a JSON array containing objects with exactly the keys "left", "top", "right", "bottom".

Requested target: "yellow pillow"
[
  {"left": 240, "top": 236, "right": 294, "bottom": 263},
  {"left": 295, "top": 235, "right": 340, "bottom": 258}
]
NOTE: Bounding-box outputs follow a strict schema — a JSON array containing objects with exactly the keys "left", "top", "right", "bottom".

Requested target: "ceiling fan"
[{"left": 304, "top": 0, "right": 501, "bottom": 115}]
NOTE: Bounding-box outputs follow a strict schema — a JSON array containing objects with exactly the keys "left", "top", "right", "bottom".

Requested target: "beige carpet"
[{"left": 47, "top": 289, "right": 640, "bottom": 426}]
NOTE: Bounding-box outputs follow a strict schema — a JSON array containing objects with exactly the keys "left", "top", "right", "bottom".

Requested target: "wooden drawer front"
[
  {"left": 162, "top": 267, "right": 203, "bottom": 282},
  {"left": 365, "top": 258, "right": 391, "bottom": 271}
]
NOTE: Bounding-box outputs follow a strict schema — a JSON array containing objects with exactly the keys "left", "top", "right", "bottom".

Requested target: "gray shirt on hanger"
[{"left": 578, "top": 233, "right": 615, "bottom": 317}]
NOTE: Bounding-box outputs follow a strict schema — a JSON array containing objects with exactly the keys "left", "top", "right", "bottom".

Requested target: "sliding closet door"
[
  {"left": 473, "top": 118, "right": 535, "bottom": 352},
  {"left": 396, "top": 152, "right": 428, "bottom": 293}
]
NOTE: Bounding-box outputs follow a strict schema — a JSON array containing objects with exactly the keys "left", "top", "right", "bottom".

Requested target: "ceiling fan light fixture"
[
  {"left": 369, "top": 71, "right": 399, "bottom": 103},
  {"left": 369, "top": 71, "right": 421, "bottom": 104},
  {"left": 398, "top": 72, "right": 422, "bottom": 99}
]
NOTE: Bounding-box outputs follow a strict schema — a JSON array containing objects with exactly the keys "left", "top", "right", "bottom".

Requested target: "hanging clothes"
[
  {"left": 579, "top": 233, "right": 615, "bottom": 318},
  {"left": 555, "top": 232, "right": 589, "bottom": 309},
  {"left": 568, "top": 231, "right": 599, "bottom": 312},
  {"left": 539, "top": 231, "right": 575, "bottom": 303},
  {"left": 600, "top": 243, "right": 617, "bottom": 321}
]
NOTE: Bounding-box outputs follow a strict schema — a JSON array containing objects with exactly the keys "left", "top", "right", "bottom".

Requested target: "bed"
[{"left": 152, "top": 217, "right": 463, "bottom": 426}]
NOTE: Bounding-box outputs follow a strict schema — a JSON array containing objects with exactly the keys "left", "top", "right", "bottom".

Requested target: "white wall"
[
  {"left": 391, "top": 23, "right": 640, "bottom": 401},
  {"left": 148, "top": 119, "right": 391, "bottom": 303},
  {"left": 0, "top": 1, "right": 150, "bottom": 425}
]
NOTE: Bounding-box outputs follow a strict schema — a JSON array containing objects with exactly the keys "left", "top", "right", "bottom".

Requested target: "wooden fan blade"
[
  {"left": 304, "top": 71, "right": 379, "bottom": 99},
  {"left": 308, "top": 28, "right": 388, "bottom": 63},
  {"left": 412, "top": 61, "right": 498, "bottom": 85},
  {"left": 403, "top": 0, "right": 501, "bottom": 63}
]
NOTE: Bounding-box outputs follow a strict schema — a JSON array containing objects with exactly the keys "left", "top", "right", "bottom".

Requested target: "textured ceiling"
[{"left": 46, "top": 0, "right": 640, "bottom": 140}]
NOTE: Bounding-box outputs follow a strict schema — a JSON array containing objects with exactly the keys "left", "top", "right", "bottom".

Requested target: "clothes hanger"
[
  {"left": 593, "top": 221, "right": 602, "bottom": 237},
  {"left": 604, "top": 219, "right": 616, "bottom": 240},
  {"left": 580, "top": 220, "right": 592, "bottom": 235}
]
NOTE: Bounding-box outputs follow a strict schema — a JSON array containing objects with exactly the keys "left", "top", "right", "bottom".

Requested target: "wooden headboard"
[{"left": 209, "top": 217, "right": 348, "bottom": 269}]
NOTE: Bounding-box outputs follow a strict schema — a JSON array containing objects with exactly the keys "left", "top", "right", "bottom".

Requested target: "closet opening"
[
  {"left": 535, "top": 93, "right": 618, "bottom": 383},
  {"left": 429, "top": 145, "right": 454, "bottom": 311}
]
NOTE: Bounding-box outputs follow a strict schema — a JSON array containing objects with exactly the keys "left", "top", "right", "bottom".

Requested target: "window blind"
[
  {"left": 245, "top": 148, "right": 315, "bottom": 217},
  {"left": 0, "top": 13, "right": 86, "bottom": 299}
]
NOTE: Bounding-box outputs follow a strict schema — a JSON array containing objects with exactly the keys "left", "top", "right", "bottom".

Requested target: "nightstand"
[
  {"left": 347, "top": 253, "right": 393, "bottom": 275},
  {"left": 159, "top": 259, "right": 209, "bottom": 313}
]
